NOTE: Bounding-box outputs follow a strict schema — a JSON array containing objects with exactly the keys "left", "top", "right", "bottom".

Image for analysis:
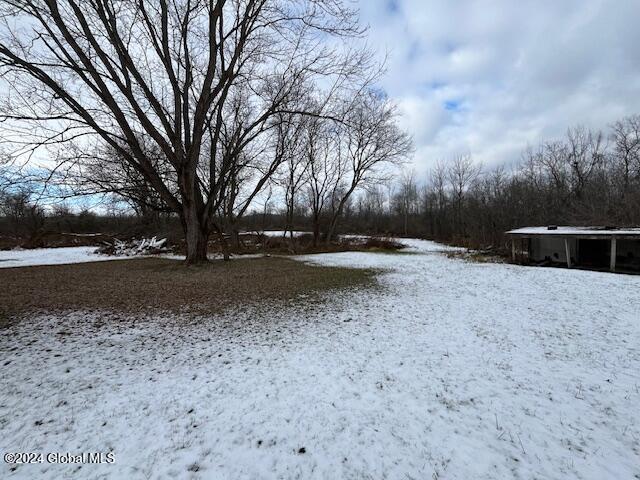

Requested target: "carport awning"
[{"left": 506, "top": 226, "right": 640, "bottom": 239}]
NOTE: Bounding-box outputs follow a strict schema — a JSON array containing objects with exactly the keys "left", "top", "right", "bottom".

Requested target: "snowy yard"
[
  {"left": 0, "top": 246, "right": 116, "bottom": 268},
  {"left": 1, "top": 239, "right": 639, "bottom": 479}
]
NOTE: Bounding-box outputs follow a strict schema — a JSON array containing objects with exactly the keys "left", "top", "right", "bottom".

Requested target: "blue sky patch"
[
  {"left": 444, "top": 99, "right": 462, "bottom": 111},
  {"left": 385, "top": 0, "right": 400, "bottom": 14}
]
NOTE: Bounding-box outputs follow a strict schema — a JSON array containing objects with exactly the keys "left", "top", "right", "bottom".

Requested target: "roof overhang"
[{"left": 506, "top": 227, "right": 640, "bottom": 240}]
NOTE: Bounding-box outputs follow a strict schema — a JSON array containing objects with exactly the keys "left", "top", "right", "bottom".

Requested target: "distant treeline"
[
  {"left": 2, "top": 115, "right": 640, "bottom": 253},
  {"left": 341, "top": 115, "right": 640, "bottom": 250}
]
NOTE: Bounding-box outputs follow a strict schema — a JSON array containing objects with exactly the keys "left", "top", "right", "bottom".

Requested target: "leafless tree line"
[
  {"left": 266, "top": 89, "right": 412, "bottom": 246},
  {"left": 3, "top": 114, "right": 638, "bottom": 253},
  {"left": 335, "top": 116, "right": 640, "bottom": 249}
]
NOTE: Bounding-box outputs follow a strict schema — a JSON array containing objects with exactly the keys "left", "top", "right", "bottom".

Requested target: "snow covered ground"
[
  {"left": 0, "top": 246, "right": 112, "bottom": 268},
  {"left": 260, "top": 230, "right": 310, "bottom": 238},
  {"left": 1, "top": 239, "right": 639, "bottom": 479},
  {"left": 0, "top": 246, "right": 267, "bottom": 267}
]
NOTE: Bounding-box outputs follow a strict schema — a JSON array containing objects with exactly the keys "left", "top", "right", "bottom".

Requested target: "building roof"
[{"left": 506, "top": 226, "right": 640, "bottom": 239}]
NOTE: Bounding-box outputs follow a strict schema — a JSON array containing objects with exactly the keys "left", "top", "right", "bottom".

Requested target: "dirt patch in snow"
[{"left": 0, "top": 256, "right": 377, "bottom": 321}]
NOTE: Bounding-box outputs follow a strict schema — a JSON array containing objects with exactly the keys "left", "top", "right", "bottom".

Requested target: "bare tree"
[
  {"left": 422, "top": 160, "right": 448, "bottom": 237},
  {"left": 357, "top": 183, "right": 386, "bottom": 233},
  {"left": 0, "top": 0, "right": 370, "bottom": 263},
  {"left": 324, "top": 89, "right": 413, "bottom": 242},
  {"left": 0, "top": 150, "right": 21, "bottom": 196},
  {"left": 447, "top": 153, "right": 481, "bottom": 236},
  {"left": 393, "top": 168, "right": 418, "bottom": 236},
  {"left": 69, "top": 141, "right": 175, "bottom": 217},
  {"left": 565, "top": 126, "right": 605, "bottom": 200},
  {"left": 0, "top": 166, "right": 13, "bottom": 196},
  {"left": 611, "top": 115, "right": 640, "bottom": 192},
  {"left": 304, "top": 116, "right": 340, "bottom": 245},
  {"left": 274, "top": 113, "right": 308, "bottom": 243},
  {"left": 0, "top": 187, "right": 45, "bottom": 240}
]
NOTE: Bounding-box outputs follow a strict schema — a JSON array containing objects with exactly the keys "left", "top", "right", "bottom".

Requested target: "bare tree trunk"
[
  {"left": 182, "top": 208, "right": 209, "bottom": 264},
  {"left": 312, "top": 215, "right": 321, "bottom": 247},
  {"left": 231, "top": 228, "right": 241, "bottom": 251},
  {"left": 404, "top": 208, "right": 408, "bottom": 236},
  {"left": 325, "top": 213, "right": 342, "bottom": 245},
  {"left": 325, "top": 185, "right": 356, "bottom": 245},
  {"left": 288, "top": 228, "right": 297, "bottom": 254},
  {"left": 214, "top": 228, "right": 231, "bottom": 262}
]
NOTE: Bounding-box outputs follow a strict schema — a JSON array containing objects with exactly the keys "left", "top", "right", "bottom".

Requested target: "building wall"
[
  {"left": 618, "top": 240, "right": 640, "bottom": 267},
  {"left": 529, "top": 237, "right": 640, "bottom": 269},
  {"left": 530, "top": 237, "right": 577, "bottom": 264}
]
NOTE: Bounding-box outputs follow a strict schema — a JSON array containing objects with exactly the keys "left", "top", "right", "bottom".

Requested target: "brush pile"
[{"left": 96, "top": 236, "right": 169, "bottom": 256}]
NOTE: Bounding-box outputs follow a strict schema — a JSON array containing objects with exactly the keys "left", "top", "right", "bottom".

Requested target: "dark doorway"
[{"left": 578, "top": 239, "right": 609, "bottom": 268}]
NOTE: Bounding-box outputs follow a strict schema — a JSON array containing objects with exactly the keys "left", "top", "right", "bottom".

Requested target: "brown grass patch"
[
  {"left": 0, "top": 256, "right": 376, "bottom": 320},
  {"left": 226, "top": 233, "right": 406, "bottom": 255}
]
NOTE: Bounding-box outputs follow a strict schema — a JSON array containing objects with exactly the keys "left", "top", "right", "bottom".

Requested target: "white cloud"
[{"left": 359, "top": 0, "right": 640, "bottom": 175}]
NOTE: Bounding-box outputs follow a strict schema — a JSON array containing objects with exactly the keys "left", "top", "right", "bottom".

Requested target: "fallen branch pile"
[{"left": 96, "top": 237, "right": 169, "bottom": 256}]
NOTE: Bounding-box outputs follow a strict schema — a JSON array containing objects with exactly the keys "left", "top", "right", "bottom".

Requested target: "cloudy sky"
[{"left": 358, "top": 0, "right": 640, "bottom": 174}]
